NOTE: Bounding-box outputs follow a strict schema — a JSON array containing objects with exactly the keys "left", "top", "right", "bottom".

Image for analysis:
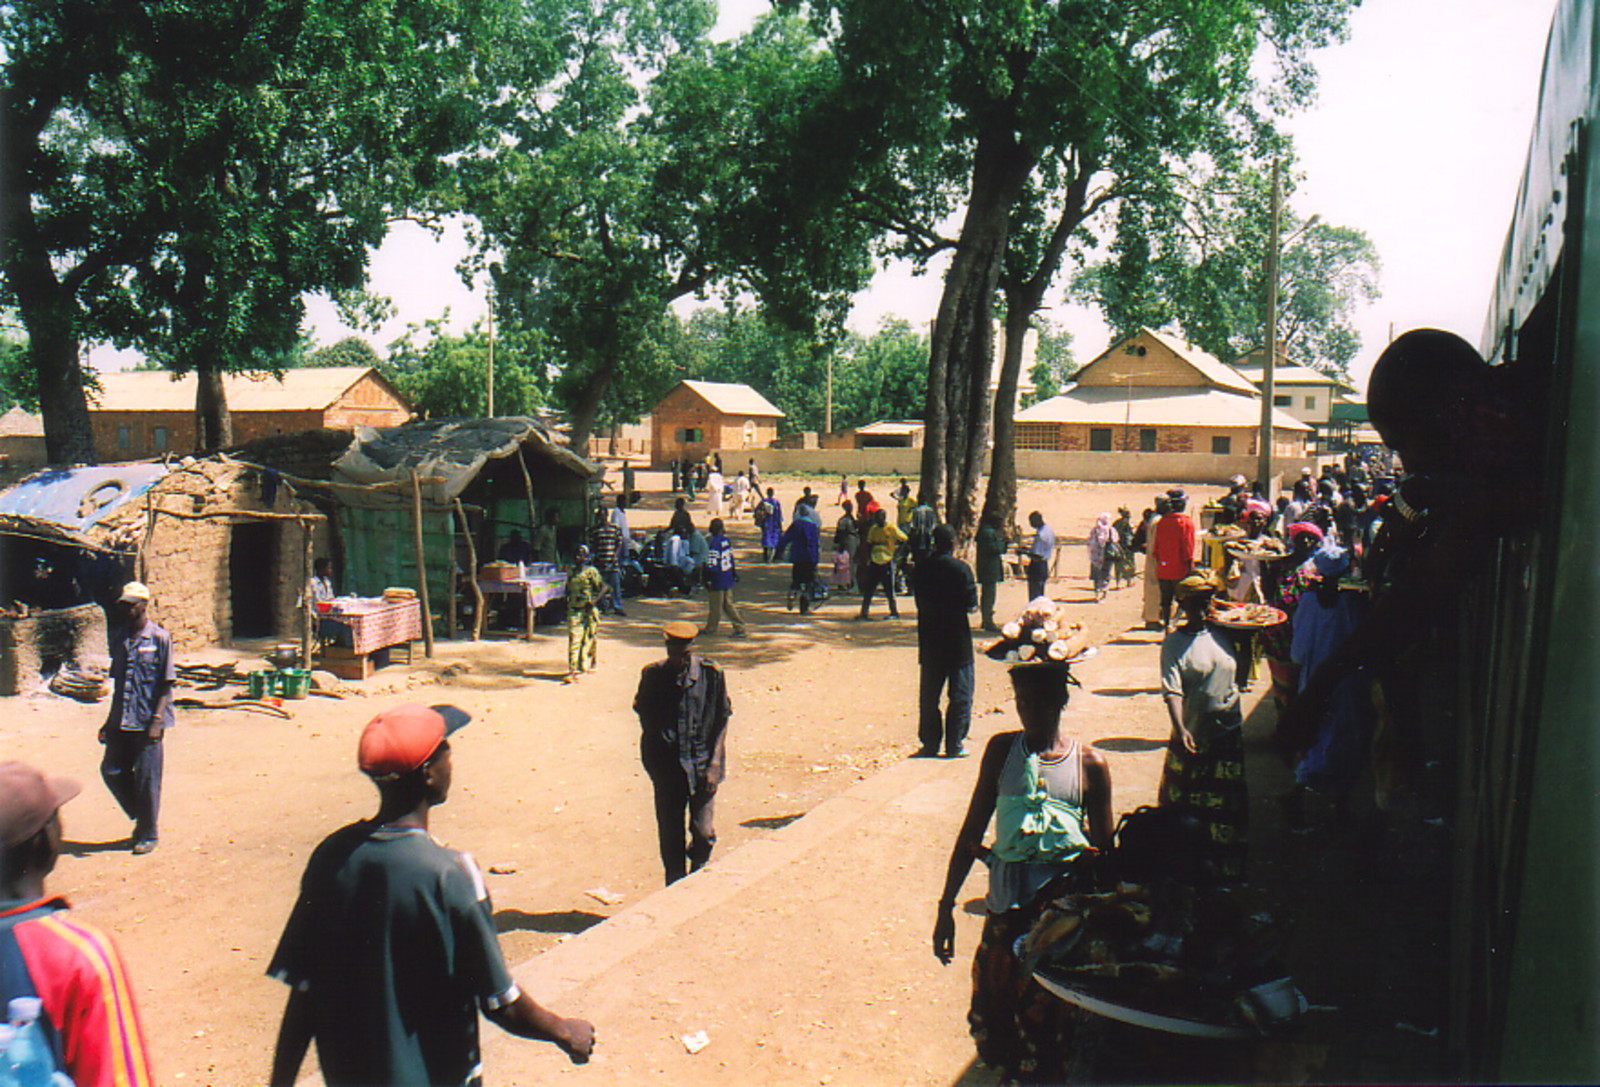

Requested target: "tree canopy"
[
  {"left": 671, "top": 306, "right": 926, "bottom": 433},
  {"left": 778, "top": 0, "right": 1359, "bottom": 536},
  {"left": 1073, "top": 159, "right": 1380, "bottom": 376},
  {"left": 1, "top": 0, "right": 537, "bottom": 459}
]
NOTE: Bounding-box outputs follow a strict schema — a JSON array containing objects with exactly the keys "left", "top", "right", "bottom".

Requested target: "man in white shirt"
[{"left": 1026, "top": 511, "right": 1055, "bottom": 601}]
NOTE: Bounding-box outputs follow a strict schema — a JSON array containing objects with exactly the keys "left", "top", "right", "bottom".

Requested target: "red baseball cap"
[
  {"left": 357, "top": 703, "right": 471, "bottom": 780},
  {"left": 0, "top": 761, "right": 81, "bottom": 847}
]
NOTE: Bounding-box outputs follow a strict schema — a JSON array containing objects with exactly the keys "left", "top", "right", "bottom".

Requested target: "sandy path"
[{"left": 3, "top": 477, "right": 1212, "bottom": 1084}]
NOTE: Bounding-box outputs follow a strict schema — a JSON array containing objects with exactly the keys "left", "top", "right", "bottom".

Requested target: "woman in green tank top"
[{"left": 932, "top": 662, "right": 1112, "bottom": 1084}]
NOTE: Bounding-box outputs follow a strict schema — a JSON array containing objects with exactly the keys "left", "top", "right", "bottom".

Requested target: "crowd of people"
[{"left": 8, "top": 340, "right": 1468, "bottom": 1084}]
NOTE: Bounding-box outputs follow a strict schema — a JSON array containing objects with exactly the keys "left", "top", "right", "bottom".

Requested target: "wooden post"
[
  {"left": 517, "top": 445, "right": 538, "bottom": 536},
  {"left": 300, "top": 516, "right": 314, "bottom": 668},
  {"left": 409, "top": 469, "right": 436, "bottom": 658},
  {"left": 455, "top": 498, "right": 486, "bottom": 641}
]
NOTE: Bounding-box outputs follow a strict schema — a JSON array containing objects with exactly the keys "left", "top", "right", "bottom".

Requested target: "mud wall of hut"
[{"left": 115, "top": 460, "right": 328, "bottom": 650}]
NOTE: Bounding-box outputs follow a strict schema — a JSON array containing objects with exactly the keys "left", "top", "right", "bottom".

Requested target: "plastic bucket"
[
  {"left": 279, "top": 668, "right": 312, "bottom": 700},
  {"left": 246, "top": 671, "right": 268, "bottom": 699}
]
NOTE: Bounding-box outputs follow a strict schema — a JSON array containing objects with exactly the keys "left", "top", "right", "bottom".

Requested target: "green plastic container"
[
  {"left": 279, "top": 668, "right": 311, "bottom": 700},
  {"left": 246, "top": 671, "right": 268, "bottom": 699}
]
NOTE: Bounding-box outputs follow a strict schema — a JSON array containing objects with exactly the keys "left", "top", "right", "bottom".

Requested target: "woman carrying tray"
[
  {"left": 933, "top": 619, "right": 1113, "bottom": 1084},
  {"left": 1158, "top": 570, "right": 1248, "bottom": 881}
]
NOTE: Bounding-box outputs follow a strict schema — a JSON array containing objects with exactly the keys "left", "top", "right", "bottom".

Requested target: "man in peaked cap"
[
  {"left": 0, "top": 761, "right": 156, "bottom": 1085},
  {"left": 269, "top": 704, "right": 595, "bottom": 1086},
  {"left": 100, "top": 580, "right": 174, "bottom": 855},
  {"left": 633, "top": 623, "right": 732, "bottom": 884}
]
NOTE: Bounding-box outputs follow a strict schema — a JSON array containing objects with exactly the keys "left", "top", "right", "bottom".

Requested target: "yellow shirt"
[{"left": 868, "top": 522, "right": 907, "bottom": 566}]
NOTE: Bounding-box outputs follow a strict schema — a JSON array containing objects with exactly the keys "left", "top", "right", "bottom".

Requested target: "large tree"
[
  {"left": 1, "top": 0, "right": 532, "bottom": 459},
  {"left": 464, "top": 5, "right": 881, "bottom": 452},
  {"left": 783, "top": 0, "right": 1358, "bottom": 538}
]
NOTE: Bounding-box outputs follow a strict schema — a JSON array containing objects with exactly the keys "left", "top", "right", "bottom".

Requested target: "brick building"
[
  {"left": 650, "top": 380, "right": 783, "bottom": 467},
  {"left": 1014, "top": 328, "right": 1311, "bottom": 460},
  {"left": 89, "top": 366, "right": 411, "bottom": 461}
]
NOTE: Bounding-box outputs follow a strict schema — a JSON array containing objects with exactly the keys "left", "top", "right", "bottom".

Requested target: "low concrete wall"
[{"left": 737, "top": 447, "right": 1311, "bottom": 485}]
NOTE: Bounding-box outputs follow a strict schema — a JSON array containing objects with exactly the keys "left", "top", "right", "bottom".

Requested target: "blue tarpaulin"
[{"left": 0, "top": 463, "right": 168, "bottom": 534}]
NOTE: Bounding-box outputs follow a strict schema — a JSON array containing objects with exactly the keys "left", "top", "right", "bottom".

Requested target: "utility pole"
[
  {"left": 1256, "top": 157, "right": 1283, "bottom": 495},
  {"left": 486, "top": 289, "right": 496, "bottom": 418},
  {"left": 824, "top": 351, "right": 834, "bottom": 435}
]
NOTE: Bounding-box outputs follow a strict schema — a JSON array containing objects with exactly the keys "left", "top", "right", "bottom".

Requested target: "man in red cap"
[
  {"left": 0, "top": 761, "right": 156, "bottom": 1085},
  {"left": 268, "top": 703, "right": 595, "bottom": 1086},
  {"left": 634, "top": 623, "right": 732, "bottom": 884}
]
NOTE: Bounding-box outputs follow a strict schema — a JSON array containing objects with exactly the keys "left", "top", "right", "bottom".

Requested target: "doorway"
[{"left": 230, "top": 522, "right": 278, "bottom": 638}]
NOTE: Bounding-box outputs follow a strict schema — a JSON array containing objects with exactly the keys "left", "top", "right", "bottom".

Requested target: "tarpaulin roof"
[
  {"left": 332, "top": 417, "right": 599, "bottom": 503},
  {"left": 0, "top": 462, "right": 168, "bottom": 549}
]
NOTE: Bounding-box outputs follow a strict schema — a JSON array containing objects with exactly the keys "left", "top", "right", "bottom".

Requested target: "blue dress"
[{"left": 760, "top": 498, "right": 784, "bottom": 551}]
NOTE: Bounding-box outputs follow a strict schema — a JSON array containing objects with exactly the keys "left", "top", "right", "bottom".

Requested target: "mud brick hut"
[
  {"left": 0, "top": 457, "right": 325, "bottom": 692},
  {"left": 649, "top": 380, "right": 784, "bottom": 468},
  {"left": 247, "top": 417, "right": 600, "bottom": 640}
]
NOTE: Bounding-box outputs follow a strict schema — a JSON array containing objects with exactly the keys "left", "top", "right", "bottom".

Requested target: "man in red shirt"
[
  {"left": 0, "top": 761, "right": 156, "bottom": 1085},
  {"left": 1152, "top": 489, "right": 1198, "bottom": 630}
]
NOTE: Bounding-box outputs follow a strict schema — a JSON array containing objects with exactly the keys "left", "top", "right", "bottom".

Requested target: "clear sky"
[{"left": 270, "top": 0, "right": 1560, "bottom": 392}]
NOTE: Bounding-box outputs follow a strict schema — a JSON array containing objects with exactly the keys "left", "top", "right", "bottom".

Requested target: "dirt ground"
[{"left": 2, "top": 473, "right": 1442, "bottom": 1085}]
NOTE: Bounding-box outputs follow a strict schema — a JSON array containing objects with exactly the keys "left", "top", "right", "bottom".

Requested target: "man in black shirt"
[
  {"left": 913, "top": 525, "right": 978, "bottom": 758},
  {"left": 633, "top": 623, "right": 732, "bottom": 884},
  {"left": 268, "top": 703, "right": 594, "bottom": 1086}
]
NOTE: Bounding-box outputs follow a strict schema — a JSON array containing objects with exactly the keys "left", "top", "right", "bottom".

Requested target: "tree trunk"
[
  {"left": 984, "top": 299, "right": 1033, "bottom": 534},
  {"left": 918, "top": 118, "right": 1035, "bottom": 541},
  {"left": 565, "top": 353, "right": 619, "bottom": 455},
  {"left": 983, "top": 165, "right": 1097, "bottom": 535},
  {"left": 30, "top": 324, "right": 98, "bottom": 465},
  {"left": 195, "top": 358, "right": 232, "bottom": 451},
  {"left": 2, "top": 110, "right": 97, "bottom": 466}
]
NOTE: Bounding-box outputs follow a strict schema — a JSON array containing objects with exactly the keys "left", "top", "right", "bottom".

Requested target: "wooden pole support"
[
  {"left": 455, "top": 498, "right": 486, "bottom": 641},
  {"left": 409, "top": 469, "right": 436, "bottom": 658}
]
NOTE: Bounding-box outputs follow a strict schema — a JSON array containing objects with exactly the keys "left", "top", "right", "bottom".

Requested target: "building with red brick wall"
[
  {"left": 650, "top": 380, "right": 784, "bottom": 467},
  {"left": 88, "top": 367, "right": 411, "bottom": 461}
]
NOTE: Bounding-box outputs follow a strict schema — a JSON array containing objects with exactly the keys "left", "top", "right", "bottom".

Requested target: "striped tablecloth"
[
  {"left": 475, "top": 573, "right": 568, "bottom": 609},
  {"left": 320, "top": 599, "right": 423, "bottom": 655}
]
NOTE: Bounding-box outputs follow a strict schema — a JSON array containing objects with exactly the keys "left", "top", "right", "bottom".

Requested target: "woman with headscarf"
[
  {"left": 1086, "top": 512, "right": 1115, "bottom": 602},
  {"left": 932, "top": 648, "right": 1112, "bottom": 1085},
  {"left": 758, "top": 487, "right": 784, "bottom": 562},
  {"left": 1159, "top": 570, "right": 1248, "bottom": 881},
  {"left": 1283, "top": 542, "right": 1373, "bottom": 829},
  {"left": 1110, "top": 507, "right": 1137, "bottom": 588}
]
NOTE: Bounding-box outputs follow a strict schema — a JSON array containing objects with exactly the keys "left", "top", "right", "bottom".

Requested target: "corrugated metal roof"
[
  {"left": 90, "top": 367, "right": 389, "bottom": 413},
  {"left": 855, "top": 420, "right": 925, "bottom": 435},
  {"left": 1141, "top": 329, "right": 1261, "bottom": 395},
  {"left": 0, "top": 462, "right": 169, "bottom": 530},
  {"left": 1232, "top": 360, "right": 1353, "bottom": 389},
  {"left": 680, "top": 380, "right": 785, "bottom": 418},
  {"left": 0, "top": 407, "right": 44, "bottom": 437},
  {"left": 1015, "top": 386, "right": 1312, "bottom": 431}
]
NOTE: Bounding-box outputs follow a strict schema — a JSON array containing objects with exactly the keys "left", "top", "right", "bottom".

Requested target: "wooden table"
[
  {"left": 318, "top": 598, "right": 423, "bottom": 675},
  {"left": 476, "top": 573, "right": 568, "bottom": 641}
]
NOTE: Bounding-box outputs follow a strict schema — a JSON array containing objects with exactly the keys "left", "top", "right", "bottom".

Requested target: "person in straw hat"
[{"left": 633, "top": 622, "right": 732, "bottom": 884}]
